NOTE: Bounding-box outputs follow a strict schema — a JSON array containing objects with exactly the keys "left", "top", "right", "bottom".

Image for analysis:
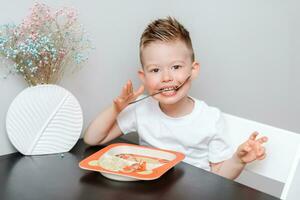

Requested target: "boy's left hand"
[{"left": 236, "top": 132, "right": 268, "bottom": 164}]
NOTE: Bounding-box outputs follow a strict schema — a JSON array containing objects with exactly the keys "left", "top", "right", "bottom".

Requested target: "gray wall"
[{"left": 0, "top": 0, "right": 299, "bottom": 155}]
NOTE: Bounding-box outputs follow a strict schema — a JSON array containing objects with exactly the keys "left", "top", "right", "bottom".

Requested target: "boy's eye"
[
  {"left": 172, "top": 65, "right": 182, "bottom": 70},
  {"left": 150, "top": 68, "right": 159, "bottom": 73}
]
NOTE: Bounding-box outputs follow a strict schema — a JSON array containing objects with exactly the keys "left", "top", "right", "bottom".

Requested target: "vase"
[{"left": 6, "top": 84, "right": 83, "bottom": 155}]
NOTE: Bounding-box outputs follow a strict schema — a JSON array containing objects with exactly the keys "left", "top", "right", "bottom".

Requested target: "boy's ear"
[
  {"left": 191, "top": 61, "right": 200, "bottom": 79},
  {"left": 138, "top": 69, "right": 146, "bottom": 84}
]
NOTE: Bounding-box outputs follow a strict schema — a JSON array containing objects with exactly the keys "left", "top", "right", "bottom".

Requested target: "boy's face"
[{"left": 139, "top": 40, "right": 199, "bottom": 105}]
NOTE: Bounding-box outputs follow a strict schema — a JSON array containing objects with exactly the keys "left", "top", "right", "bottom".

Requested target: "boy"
[{"left": 84, "top": 17, "right": 267, "bottom": 180}]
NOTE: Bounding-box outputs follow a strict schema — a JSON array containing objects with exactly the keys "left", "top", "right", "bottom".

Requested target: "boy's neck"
[{"left": 159, "top": 96, "right": 194, "bottom": 118}]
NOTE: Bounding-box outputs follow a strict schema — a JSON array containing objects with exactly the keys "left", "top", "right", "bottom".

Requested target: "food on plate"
[{"left": 97, "top": 153, "right": 170, "bottom": 174}]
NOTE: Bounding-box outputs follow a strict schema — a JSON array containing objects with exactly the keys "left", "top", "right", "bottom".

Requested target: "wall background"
[{"left": 1, "top": 0, "right": 299, "bottom": 157}]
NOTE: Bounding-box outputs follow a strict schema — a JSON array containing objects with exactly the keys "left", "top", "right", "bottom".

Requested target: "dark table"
[{"left": 0, "top": 138, "right": 279, "bottom": 200}]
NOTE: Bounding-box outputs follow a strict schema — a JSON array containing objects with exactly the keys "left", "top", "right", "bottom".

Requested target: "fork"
[{"left": 128, "top": 75, "right": 191, "bottom": 105}]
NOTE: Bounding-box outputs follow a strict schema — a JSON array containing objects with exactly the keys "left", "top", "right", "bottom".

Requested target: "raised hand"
[
  {"left": 236, "top": 132, "right": 268, "bottom": 164},
  {"left": 113, "top": 80, "right": 144, "bottom": 112}
]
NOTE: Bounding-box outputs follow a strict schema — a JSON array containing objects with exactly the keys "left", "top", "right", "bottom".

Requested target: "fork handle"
[
  {"left": 128, "top": 90, "right": 163, "bottom": 105},
  {"left": 128, "top": 75, "right": 191, "bottom": 105},
  {"left": 128, "top": 94, "right": 151, "bottom": 105}
]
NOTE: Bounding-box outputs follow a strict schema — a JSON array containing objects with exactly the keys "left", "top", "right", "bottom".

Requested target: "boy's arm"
[
  {"left": 84, "top": 80, "right": 144, "bottom": 146},
  {"left": 84, "top": 104, "right": 122, "bottom": 145},
  {"left": 210, "top": 132, "right": 268, "bottom": 180},
  {"left": 210, "top": 153, "right": 245, "bottom": 180}
]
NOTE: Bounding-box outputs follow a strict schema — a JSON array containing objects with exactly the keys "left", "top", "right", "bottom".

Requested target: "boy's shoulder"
[{"left": 192, "top": 97, "right": 222, "bottom": 120}]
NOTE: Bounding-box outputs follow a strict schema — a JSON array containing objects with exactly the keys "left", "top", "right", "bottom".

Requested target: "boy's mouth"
[
  {"left": 159, "top": 86, "right": 178, "bottom": 92},
  {"left": 158, "top": 86, "right": 178, "bottom": 96},
  {"left": 158, "top": 75, "right": 191, "bottom": 93}
]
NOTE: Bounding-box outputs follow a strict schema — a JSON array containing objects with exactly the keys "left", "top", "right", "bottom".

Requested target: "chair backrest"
[{"left": 223, "top": 113, "right": 300, "bottom": 200}]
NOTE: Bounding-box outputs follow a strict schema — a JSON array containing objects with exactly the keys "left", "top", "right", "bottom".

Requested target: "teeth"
[{"left": 160, "top": 87, "right": 176, "bottom": 91}]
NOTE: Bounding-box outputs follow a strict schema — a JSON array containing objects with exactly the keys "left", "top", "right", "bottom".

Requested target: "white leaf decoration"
[{"left": 6, "top": 84, "right": 83, "bottom": 155}]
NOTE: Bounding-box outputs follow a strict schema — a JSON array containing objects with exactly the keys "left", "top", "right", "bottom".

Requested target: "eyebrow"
[
  {"left": 171, "top": 60, "right": 186, "bottom": 65},
  {"left": 145, "top": 60, "right": 186, "bottom": 69},
  {"left": 144, "top": 64, "right": 158, "bottom": 70}
]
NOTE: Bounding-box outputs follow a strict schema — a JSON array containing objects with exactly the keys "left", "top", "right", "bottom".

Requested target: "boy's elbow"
[
  {"left": 83, "top": 134, "right": 98, "bottom": 146},
  {"left": 84, "top": 138, "right": 100, "bottom": 146},
  {"left": 83, "top": 135, "right": 92, "bottom": 145}
]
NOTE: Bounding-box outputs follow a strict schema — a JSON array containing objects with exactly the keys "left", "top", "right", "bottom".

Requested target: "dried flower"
[{"left": 0, "top": 2, "right": 92, "bottom": 86}]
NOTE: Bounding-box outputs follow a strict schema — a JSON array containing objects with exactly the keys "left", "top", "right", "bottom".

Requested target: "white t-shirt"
[{"left": 117, "top": 97, "right": 233, "bottom": 171}]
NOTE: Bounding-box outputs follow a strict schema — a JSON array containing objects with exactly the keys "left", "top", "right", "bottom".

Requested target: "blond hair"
[{"left": 139, "top": 17, "right": 194, "bottom": 64}]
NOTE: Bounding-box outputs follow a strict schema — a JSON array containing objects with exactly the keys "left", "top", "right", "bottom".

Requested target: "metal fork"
[{"left": 129, "top": 75, "right": 191, "bottom": 105}]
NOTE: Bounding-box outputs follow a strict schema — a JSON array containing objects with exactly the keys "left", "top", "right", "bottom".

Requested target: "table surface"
[{"left": 0, "top": 139, "right": 279, "bottom": 200}]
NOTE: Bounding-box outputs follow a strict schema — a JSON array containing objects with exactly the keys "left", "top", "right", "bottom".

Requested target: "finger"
[
  {"left": 247, "top": 141, "right": 264, "bottom": 157},
  {"left": 254, "top": 141, "right": 261, "bottom": 156},
  {"left": 130, "top": 82, "right": 133, "bottom": 94},
  {"left": 114, "top": 98, "right": 123, "bottom": 104},
  {"left": 125, "top": 81, "right": 129, "bottom": 95},
  {"left": 245, "top": 140, "right": 259, "bottom": 156},
  {"left": 127, "top": 80, "right": 132, "bottom": 95},
  {"left": 254, "top": 141, "right": 266, "bottom": 157},
  {"left": 130, "top": 80, "right": 134, "bottom": 94},
  {"left": 247, "top": 139, "right": 255, "bottom": 147},
  {"left": 121, "top": 83, "right": 128, "bottom": 97},
  {"left": 257, "top": 153, "right": 266, "bottom": 160},
  {"left": 257, "top": 146, "right": 265, "bottom": 157},
  {"left": 238, "top": 143, "right": 252, "bottom": 156},
  {"left": 238, "top": 149, "right": 249, "bottom": 157},
  {"left": 113, "top": 99, "right": 118, "bottom": 105},
  {"left": 249, "top": 131, "right": 259, "bottom": 140},
  {"left": 241, "top": 142, "right": 252, "bottom": 152},
  {"left": 113, "top": 99, "right": 120, "bottom": 108},
  {"left": 256, "top": 136, "right": 268, "bottom": 144},
  {"left": 245, "top": 145, "right": 252, "bottom": 152},
  {"left": 238, "top": 149, "right": 247, "bottom": 157},
  {"left": 113, "top": 98, "right": 125, "bottom": 112}
]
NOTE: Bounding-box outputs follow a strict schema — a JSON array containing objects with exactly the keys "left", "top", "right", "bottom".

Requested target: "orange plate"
[{"left": 79, "top": 143, "right": 185, "bottom": 181}]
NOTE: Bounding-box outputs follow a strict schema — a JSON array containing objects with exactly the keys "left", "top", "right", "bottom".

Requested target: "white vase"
[{"left": 6, "top": 84, "right": 83, "bottom": 155}]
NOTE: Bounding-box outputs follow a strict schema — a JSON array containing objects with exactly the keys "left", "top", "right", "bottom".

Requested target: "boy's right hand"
[{"left": 113, "top": 80, "right": 144, "bottom": 113}]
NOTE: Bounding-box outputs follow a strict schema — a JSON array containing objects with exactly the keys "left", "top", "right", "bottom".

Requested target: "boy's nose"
[{"left": 161, "top": 69, "right": 174, "bottom": 82}]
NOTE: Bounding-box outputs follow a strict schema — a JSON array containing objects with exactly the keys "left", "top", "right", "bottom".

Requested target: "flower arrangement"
[{"left": 0, "top": 3, "right": 91, "bottom": 86}]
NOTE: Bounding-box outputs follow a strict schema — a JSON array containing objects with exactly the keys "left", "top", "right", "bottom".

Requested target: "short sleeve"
[
  {"left": 116, "top": 104, "right": 137, "bottom": 135},
  {"left": 208, "top": 113, "right": 234, "bottom": 163}
]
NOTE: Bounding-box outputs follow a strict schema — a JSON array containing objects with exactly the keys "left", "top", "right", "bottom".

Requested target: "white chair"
[{"left": 223, "top": 113, "right": 300, "bottom": 200}]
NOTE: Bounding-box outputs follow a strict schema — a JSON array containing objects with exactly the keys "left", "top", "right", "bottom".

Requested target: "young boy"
[{"left": 84, "top": 17, "right": 267, "bottom": 180}]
